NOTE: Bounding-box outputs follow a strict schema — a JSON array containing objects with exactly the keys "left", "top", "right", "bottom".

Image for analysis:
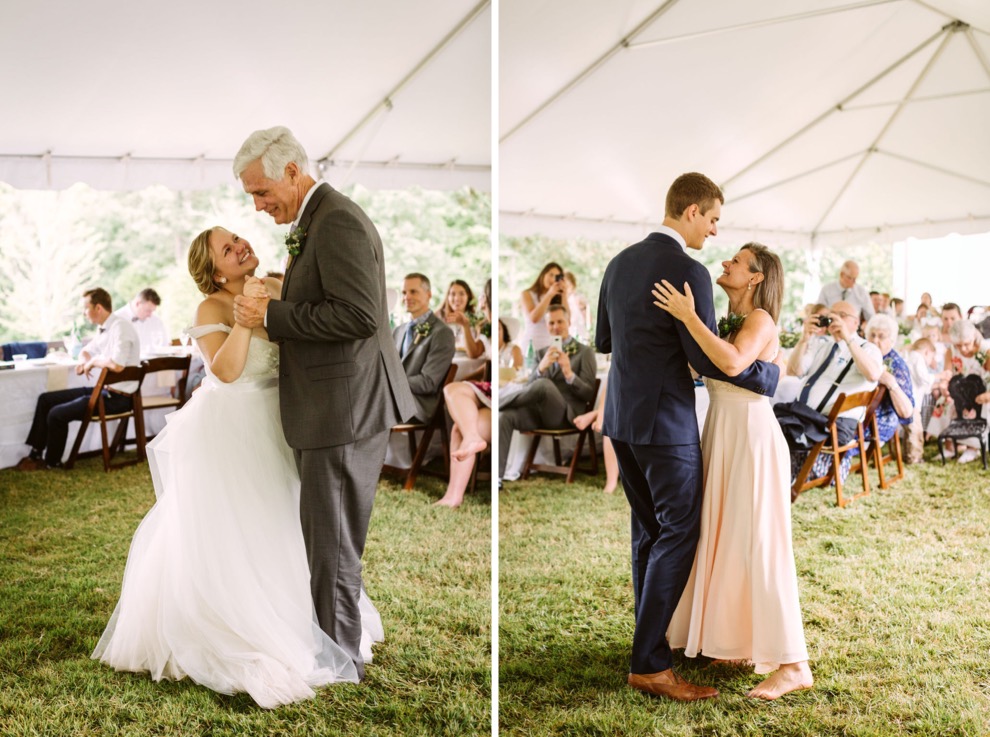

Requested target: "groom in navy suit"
[{"left": 596, "top": 172, "right": 780, "bottom": 702}]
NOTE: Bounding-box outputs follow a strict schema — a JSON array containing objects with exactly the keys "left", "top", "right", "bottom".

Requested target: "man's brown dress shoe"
[
  {"left": 15, "top": 456, "right": 42, "bottom": 472},
  {"left": 628, "top": 669, "right": 719, "bottom": 702}
]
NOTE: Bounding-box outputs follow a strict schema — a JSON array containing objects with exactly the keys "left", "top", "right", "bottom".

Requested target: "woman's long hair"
[
  {"left": 741, "top": 243, "right": 783, "bottom": 323},
  {"left": 526, "top": 262, "right": 564, "bottom": 299}
]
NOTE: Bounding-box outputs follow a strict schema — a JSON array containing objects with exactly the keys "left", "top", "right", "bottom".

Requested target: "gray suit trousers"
[
  {"left": 498, "top": 377, "right": 571, "bottom": 477},
  {"left": 296, "top": 429, "right": 390, "bottom": 680}
]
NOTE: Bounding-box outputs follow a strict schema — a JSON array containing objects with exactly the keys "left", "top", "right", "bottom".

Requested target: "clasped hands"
[{"left": 233, "top": 276, "right": 270, "bottom": 329}]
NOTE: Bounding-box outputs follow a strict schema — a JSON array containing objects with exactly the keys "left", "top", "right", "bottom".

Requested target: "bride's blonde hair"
[
  {"left": 741, "top": 242, "right": 783, "bottom": 323},
  {"left": 188, "top": 227, "right": 222, "bottom": 295}
]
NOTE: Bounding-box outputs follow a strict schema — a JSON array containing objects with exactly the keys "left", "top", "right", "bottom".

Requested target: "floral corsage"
[
  {"left": 285, "top": 229, "right": 306, "bottom": 257},
  {"left": 480, "top": 321, "right": 491, "bottom": 338},
  {"left": 717, "top": 312, "right": 746, "bottom": 338},
  {"left": 413, "top": 321, "right": 432, "bottom": 345},
  {"left": 563, "top": 339, "right": 580, "bottom": 356}
]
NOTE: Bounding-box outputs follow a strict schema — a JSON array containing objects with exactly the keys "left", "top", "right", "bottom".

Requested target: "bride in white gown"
[{"left": 92, "top": 226, "right": 382, "bottom": 709}]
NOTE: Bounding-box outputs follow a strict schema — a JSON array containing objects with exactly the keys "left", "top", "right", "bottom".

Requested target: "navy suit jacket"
[{"left": 596, "top": 232, "right": 780, "bottom": 446}]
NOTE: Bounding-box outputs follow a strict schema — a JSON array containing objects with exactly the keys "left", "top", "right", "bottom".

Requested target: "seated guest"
[
  {"left": 816, "top": 260, "right": 875, "bottom": 323},
  {"left": 786, "top": 303, "right": 831, "bottom": 376},
  {"left": 939, "top": 302, "right": 963, "bottom": 346},
  {"left": 777, "top": 300, "right": 882, "bottom": 481},
  {"left": 934, "top": 320, "right": 990, "bottom": 464},
  {"left": 393, "top": 273, "right": 455, "bottom": 423},
  {"left": 436, "top": 279, "right": 493, "bottom": 509},
  {"left": 904, "top": 337, "right": 937, "bottom": 464},
  {"left": 563, "top": 271, "right": 591, "bottom": 341},
  {"left": 17, "top": 288, "right": 141, "bottom": 471},
  {"left": 498, "top": 319, "right": 523, "bottom": 370},
  {"left": 115, "top": 288, "right": 169, "bottom": 353},
  {"left": 869, "top": 290, "right": 883, "bottom": 317},
  {"left": 497, "top": 303, "right": 596, "bottom": 481},
  {"left": 437, "top": 279, "right": 484, "bottom": 359},
  {"left": 572, "top": 382, "right": 620, "bottom": 495}
]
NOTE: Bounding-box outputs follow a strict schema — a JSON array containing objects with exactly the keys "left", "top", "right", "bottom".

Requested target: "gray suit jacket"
[
  {"left": 392, "top": 311, "right": 456, "bottom": 422},
  {"left": 529, "top": 340, "right": 598, "bottom": 419},
  {"left": 267, "top": 183, "right": 416, "bottom": 448}
]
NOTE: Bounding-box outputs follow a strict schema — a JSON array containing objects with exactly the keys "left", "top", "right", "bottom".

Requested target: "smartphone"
[{"left": 551, "top": 336, "right": 563, "bottom": 352}]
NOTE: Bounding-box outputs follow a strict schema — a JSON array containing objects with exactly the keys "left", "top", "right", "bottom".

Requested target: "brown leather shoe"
[
  {"left": 628, "top": 669, "right": 719, "bottom": 702},
  {"left": 15, "top": 456, "right": 42, "bottom": 471}
]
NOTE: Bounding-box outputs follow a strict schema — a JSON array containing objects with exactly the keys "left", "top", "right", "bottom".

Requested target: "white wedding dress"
[{"left": 92, "top": 325, "right": 383, "bottom": 708}]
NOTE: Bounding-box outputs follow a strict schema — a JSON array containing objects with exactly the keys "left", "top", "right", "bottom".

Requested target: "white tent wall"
[
  {"left": 500, "top": 0, "right": 990, "bottom": 248},
  {"left": 0, "top": 0, "right": 491, "bottom": 193}
]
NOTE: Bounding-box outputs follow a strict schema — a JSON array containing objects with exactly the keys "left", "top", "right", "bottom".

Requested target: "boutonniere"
[
  {"left": 563, "top": 340, "right": 580, "bottom": 356},
  {"left": 717, "top": 312, "right": 746, "bottom": 338},
  {"left": 883, "top": 355, "right": 896, "bottom": 373},
  {"left": 480, "top": 321, "right": 491, "bottom": 338},
  {"left": 285, "top": 229, "right": 306, "bottom": 257},
  {"left": 413, "top": 320, "right": 432, "bottom": 345},
  {"left": 976, "top": 350, "right": 988, "bottom": 367}
]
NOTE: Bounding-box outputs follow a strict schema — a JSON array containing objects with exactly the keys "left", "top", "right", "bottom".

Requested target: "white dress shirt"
[
  {"left": 796, "top": 336, "right": 882, "bottom": 420},
  {"left": 115, "top": 303, "right": 169, "bottom": 354},
  {"left": 84, "top": 313, "right": 143, "bottom": 393}
]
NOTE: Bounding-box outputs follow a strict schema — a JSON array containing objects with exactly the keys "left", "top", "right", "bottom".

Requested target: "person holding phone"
[
  {"left": 518, "top": 262, "right": 567, "bottom": 352},
  {"left": 498, "top": 303, "right": 597, "bottom": 481}
]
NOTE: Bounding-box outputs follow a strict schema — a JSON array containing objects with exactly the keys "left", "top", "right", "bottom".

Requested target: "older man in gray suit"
[
  {"left": 231, "top": 126, "right": 416, "bottom": 679},
  {"left": 393, "top": 273, "right": 456, "bottom": 422},
  {"left": 498, "top": 303, "right": 597, "bottom": 479}
]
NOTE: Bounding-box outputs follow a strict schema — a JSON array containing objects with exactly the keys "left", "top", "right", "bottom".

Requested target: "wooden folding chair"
[
  {"left": 519, "top": 378, "right": 601, "bottom": 484},
  {"left": 381, "top": 363, "right": 458, "bottom": 490},
  {"left": 141, "top": 355, "right": 192, "bottom": 439},
  {"left": 65, "top": 365, "right": 147, "bottom": 472},
  {"left": 791, "top": 388, "right": 877, "bottom": 508},
  {"left": 864, "top": 385, "right": 905, "bottom": 489}
]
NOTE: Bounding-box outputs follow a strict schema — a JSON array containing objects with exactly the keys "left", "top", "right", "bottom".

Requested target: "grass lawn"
[
  {"left": 0, "top": 457, "right": 491, "bottom": 736},
  {"left": 499, "top": 446, "right": 990, "bottom": 736}
]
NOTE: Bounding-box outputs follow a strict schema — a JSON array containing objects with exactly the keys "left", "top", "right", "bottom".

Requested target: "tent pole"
[
  {"left": 721, "top": 25, "right": 948, "bottom": 189},
  {"left": 812, "top": 25, "right": 956, "bottom": 232},
  {"left": 318, "top": 0, "right": 489, "bottom": 163},
  {"left": 500, "top": 0, "right": 681, "bottom": 143}
]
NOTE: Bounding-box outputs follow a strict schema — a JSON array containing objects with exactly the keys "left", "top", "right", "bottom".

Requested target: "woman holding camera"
[
  {"left": 652, "top": 244, "right": 812, "bottom": 701},
  {"left": 519, "top": 262, "right": 566, "bottom": 352}
]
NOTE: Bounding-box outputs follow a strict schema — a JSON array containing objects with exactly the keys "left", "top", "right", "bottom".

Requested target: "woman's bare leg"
[
  {"left": 445, "top": 382, "right": 487, "bottom": 460},
  {"left": 602, "top": 436, "right": 619, "bottom": 494}
]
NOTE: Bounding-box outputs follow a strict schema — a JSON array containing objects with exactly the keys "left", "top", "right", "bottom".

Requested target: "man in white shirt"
[
  {"left": 116, "top": 288, "right": 169, "bottom": 353},
  {"left": 816, "top": 260, "right": 875, "bottom": 324},
  {"left": 787, "top": 300, "right": 883, "bottom": 420},
  {"left": 17, "top": 288, "right": 141, "bottom": 470}
]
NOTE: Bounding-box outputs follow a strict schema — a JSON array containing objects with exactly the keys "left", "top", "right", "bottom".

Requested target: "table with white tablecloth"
[{"left": 0, "top": 357, "right": 178, "bottom": 469}]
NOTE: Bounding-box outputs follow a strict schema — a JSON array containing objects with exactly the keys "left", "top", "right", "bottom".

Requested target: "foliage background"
[{"left": 0, "top": 183, "right": 491, "bottom": 344}]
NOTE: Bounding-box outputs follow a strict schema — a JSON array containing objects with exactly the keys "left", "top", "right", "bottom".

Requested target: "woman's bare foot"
[
  {"left": 573, "top": 411, "right": 596, "bottom": 431},
  {"left": 452, "top": 438, "right": 487, "bottom": 462},
  {"left": 603, "top": 479, "right": 618, "bottom": 494},
  {"left": 433, "top": 496, "right": 462, "bottom": 508},
  {"left": 746, "top": 661, "right": 813, "bottom": 700}
]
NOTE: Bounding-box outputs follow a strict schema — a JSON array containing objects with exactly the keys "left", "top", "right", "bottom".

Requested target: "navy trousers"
[
  {"left": 610, "top": 439, "right": 703, "bottom": 675},
  {"left": 26, "top": 387, "right": 131, "bottom": 466}
]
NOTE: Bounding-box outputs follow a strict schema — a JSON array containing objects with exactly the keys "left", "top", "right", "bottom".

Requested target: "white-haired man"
[
  {"left": 816, "top": 260, "right": 875, "bottom": 324},
  {"left": 230, "top": 126, "right": 416, "bottom": 679}
]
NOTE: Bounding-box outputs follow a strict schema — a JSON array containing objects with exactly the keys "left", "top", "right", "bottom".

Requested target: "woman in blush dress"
[
  {"left": 652, "top": 243, "right": 813, "bottom": 700},
  {"left": 92, "top": 226, "right": 382, "bottom": 708}
]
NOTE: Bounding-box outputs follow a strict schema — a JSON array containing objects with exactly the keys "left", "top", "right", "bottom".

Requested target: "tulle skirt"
[{"left": 92, "top": 375, "right": 383, "bottom": 708}]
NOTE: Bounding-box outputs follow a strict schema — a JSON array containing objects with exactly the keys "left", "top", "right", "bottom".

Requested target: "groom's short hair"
[
  {"left": 83, "top": 287, "right": 113, "bottom": 312},
  {"left": 664, "top": 172, "right": 724, "bottom": 219}
]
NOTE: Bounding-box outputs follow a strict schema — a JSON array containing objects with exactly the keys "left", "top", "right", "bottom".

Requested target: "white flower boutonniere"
[
  {"left": 413, "top": 321, "right": 432, "bottom": 345},
  {"left": 285, "top": 229, "right": 306, "bottom": 257},
  {"left": 563, "top": 340, "right": 580, "bottom": 357}
]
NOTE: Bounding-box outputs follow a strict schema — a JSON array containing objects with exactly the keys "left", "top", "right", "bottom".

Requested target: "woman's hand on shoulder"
[{"left": 652, "top": 280, "right": 696, "bottom": 322}]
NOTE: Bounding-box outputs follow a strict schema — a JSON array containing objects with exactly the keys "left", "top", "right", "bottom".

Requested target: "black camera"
[
  {"left": 815, "top": 315, "right": 832, "bottom": 328},
  {"left": 555, "top": 274, "right": 564, "bottom": 282}
]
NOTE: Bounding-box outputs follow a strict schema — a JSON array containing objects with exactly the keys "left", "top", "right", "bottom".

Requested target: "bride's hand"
[
  {"left": 651, "top": 280, "right": 695, "bottom": 321},
  {"left": 243, "top": 276, "right": 268, "bottom": 300}
]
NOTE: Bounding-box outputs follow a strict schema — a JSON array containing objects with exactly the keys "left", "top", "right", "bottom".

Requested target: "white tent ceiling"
[
  {"left": 500, "top": 0, "right": 990, "bottom": 249},
  {"left": 0, "top": 0, "right": 491, "bottom": 192}
]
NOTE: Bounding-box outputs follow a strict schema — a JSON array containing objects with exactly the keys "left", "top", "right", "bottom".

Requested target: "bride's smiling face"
[
  {"left": 715, "top": 249, "right": 758, "bottom": 291},
  {"left": 210, "top": 228, "right": 258, "bottom": 286}
]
